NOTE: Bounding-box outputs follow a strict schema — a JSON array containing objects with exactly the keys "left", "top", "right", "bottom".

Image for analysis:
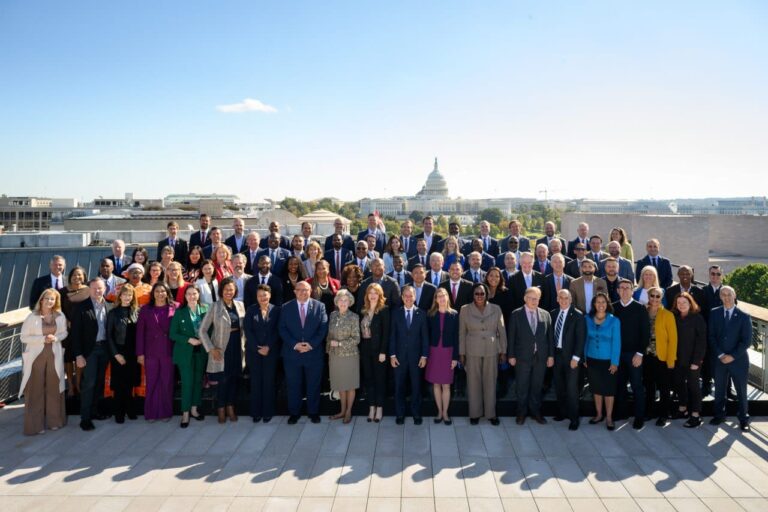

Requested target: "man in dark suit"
[
  {"left": 357, "top": 213, "right": 387, "bottom": 254},
  {"left": 550, "top": 289, "right": 586, "bottom": 430},
  {"left": 477, "top": 220, "right": 500, "bottom": 257},
  {"left": 541, "top": 254, "right": 572, "bottom": 312},
  {"left": 72, "top": 278, "right": 111, "bottom": 430},
  {"left": 533, "top": 243, "right": 553, "bottom": 276},
  {"left": 157, "top": 222, "right": 189, "bottom": 265},
  {"left": 509, "top": 252, "right": 545, "bottom": 311},
  {"left": 399, "top": 220, "right": 418, "bottom": 259},
  {"left": 507, "top": 287, "right": 554, "bottom": 424},
  {"left": 107, "top": 239, "right": 131, "bottom": 277},
  {"left": 425, "top": 252, "right": 449, "bottom": 288},
  {"left": 414, "top": 215, "right": 443, "bottom": 254},
  {"left": 389, "top": 286, "right": 429, "bottom": 424},
  {"left": 388, "top": 255, "right": 413, "bottom": 288},
  {"left": 440, "top": 222, "right": 468, "bottom": 254},
  {"left": 701, "top": 265, "right": 725, "bottom": 396},
  {"left": 409, "top": 239, "right": 431, "bottom": 270},
  {"left": 224, "top": 217, "right": 248, "bottom": 255},
  {"left": 259, "top": 221, "right": 291, "bottom": 250},
  {"left": 463, "top": 251, "right": 487, "bottom": 283},
  {"left": 289, "top": 235, "right": 307, "bottom": 260},
  {"left": 586, "top": 235, "right": 610, "bottom": 268},
  {"left": 536, "top": 221, "right": 566, "bottom": 257},
  {"left": 358, "top": 258, "right": 402, "bottom": 311},
  {"left": 348, "top": 240, "right": 373, "bottom": 277},
  {"left": 97, "top": 258, "right": 126, "bottom": 300},
  {"left": 410, "top": 264, "right": 436, "bottom": 311},
  {"left": 202, "top": 227, "right": 226, "bottom": 259},
  {"left": 468, "top": 239, "right": 496, "bottom": 271},
  {"left": 709, "top": 286, "right": 753, "bottom": 431},
  {"left": 189, "top": 213, "right": 211, "bottom": 249},
  {"left": 500, "top": 220, "right": 530, "bottom": 253},
  {"left": 325, "top": 233, "right": 353, "bottom": 281},
  {"left": 613, "top": 279, "right": 650, "bottom": 429},
  {"left": 635, "top": 238, "right": 673, "bottom": 289},
  {"left": 29, "top": 255, "right": 67, "bottom": 310},
  {"left": 565, "top": 243, "right": 588, "bottom": 278},
  {"left": 566, "top": 222, "right": 590, "bottom": 260},
  {"left": 244, "top": 232, "right": 262, "bottom": 276},
  {"left": 665, "top": 265, "right": 705, "bottom": 309},
  {"left": 602, "top": 241, "right": 635, "bottom": 283},
  {"left": 278, "top": 281, "right": 329, "bottom": 424},
  {"left": 244, "top": 255, "right": 284, "bottom": 308},
  {"left": 440, "top": 262, "right": 473, "bottom": 311},
  {"left": 496, "top": 236, "right": 522, "bottom": 268},
  {"left": 499, "top": 252, "right": 519, "bottom": 288},
  {"left": 256, "top": 233, "right": 291, "bottom": 278},
  {"left": 324, "top": 217, "right": 355, "bottom": 252},
  {"left": 300, "top": 222, "right": 314, "bottom": 251}
]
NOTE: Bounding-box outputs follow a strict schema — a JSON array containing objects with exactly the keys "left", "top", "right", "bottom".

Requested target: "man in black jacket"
[
  {"left": 550, "top": 289, "right": 586, "bottom": 430},
  {"left": 28, "top": 255, "right": 67, "bottom": 310},
  {"left": 612, "top": 279, "right": 650, "bottom": 429},
  {"left": 72, "top": 278, "right": 111, "bottom": 431}
]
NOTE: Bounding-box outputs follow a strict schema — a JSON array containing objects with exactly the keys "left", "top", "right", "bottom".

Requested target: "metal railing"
[{"left": 0, "top": 310, "right": 25, "bottom": 403}]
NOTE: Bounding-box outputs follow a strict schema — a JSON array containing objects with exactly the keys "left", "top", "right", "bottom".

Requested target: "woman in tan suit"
[
  {"left": 459, "top": 282, "right": 507, "bottom": 426},
  {"left": 199, "top": 277, "right": 246, "bottom": 423},
  {"left": 327, "top": 289, "right": 360, "bottom": 423},
  {"left": 20, "top": 288, "right": 68, "bottom": 435}
]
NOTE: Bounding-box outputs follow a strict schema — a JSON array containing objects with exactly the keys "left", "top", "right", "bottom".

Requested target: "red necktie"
[{"left": 452, "top": 283, "right": 457, "bottom": 303}]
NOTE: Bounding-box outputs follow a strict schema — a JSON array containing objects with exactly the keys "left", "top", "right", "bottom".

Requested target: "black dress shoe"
[
  {"left": 632, "top": 419, "right": 644, "bottom": 430},
  {"left": 443, "top": 418, "right": 452, "bottom": 426},
  {"left": 263, "top": 417, "right": 272, "bottom": 423},
  {"left": 191, "top": 413, "right": 205, "bottom": 421},
  {"left": 180, "top": 420, "right": 190, "bottom": 429},
  {"left": 489, "top": 418, "right": 500, "bottom": 426},
  {"left": 606, "top": 421, "right": 615, "bottom": 431},
  {"left": 433, "top": 417, "right": 442, "bottom": 424},
  {"left": 532, "top": 415, "right": 547, "bottom": 425},
  {"left": 655, "top": 417, "right": 668, "bottom": 427},
  {"left": 80, "top": 420, "right": 95, "bottom": 431},
  {"left": 709, "top": 417, "right": 725, "bottom": 426},
  {"left": 287, "top": 415, "right": 300, "bottom": 424},
  {"left": 396, "top": 416, "right": 405, "bottom": 425},
  {"left": 252, "top": 416, "right": 262, "bottom": 423},
  {"left": 684, "top": 416, "right": 702, "bottom": 428},
  {"left": 413, "top": 417, "right": 423, "bottom": 425},
  {"left": 516, "top": 416, "right": 525, "bottom": 425},
  {"left": 309, "top": 414, "right": 321, "bottom": 424},
  {"left": 740, "top": 421, "right": 751, "bottom": 432},
  {"left": 568, "top": 421, "right": 579, "bottom": 431},
  {"left": 115, "top": 415, "right": 125, "bottom": 424},
  {"left": 470, "top": 417, "right": 480, "bottom": 426},
  {"left": 553, "top": 415, "right": 565, "bottom": 422}
]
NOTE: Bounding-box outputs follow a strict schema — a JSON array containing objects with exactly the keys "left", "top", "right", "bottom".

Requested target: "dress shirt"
[
  {"left": 92, "top": 298, "right": 107, "bottom": 342},
  {"left": 583, "top": 280, "right": 594, "bottom": 314},
  {"left": 258, "top": 272, "right": 272, "bottom": 285},
  {"left": 523, "top": 272, "right": 533, "bottom": 289},
  {"left": 718, "top": 306, "right": 737, "bottom": 358},
  {"left": 51, "top": 274, "right": 63, "bottom": 289}
]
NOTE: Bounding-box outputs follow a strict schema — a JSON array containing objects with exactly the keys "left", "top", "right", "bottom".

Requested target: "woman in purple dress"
[
  {"left": 136, "top": 282, "right": 177, "bottom": 422},
  {"left": 425, "top": 287, "right": 459, "bottom": 425}
]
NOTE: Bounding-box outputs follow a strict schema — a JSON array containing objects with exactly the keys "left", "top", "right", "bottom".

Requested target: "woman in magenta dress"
[
  {"left": 136, "top": 282, "right": 177, "bottom": 421},
  {"left": 425, "top": 287, "right": 459, "bottom": 425}
]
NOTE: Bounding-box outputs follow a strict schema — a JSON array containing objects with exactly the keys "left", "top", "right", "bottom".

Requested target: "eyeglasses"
[
  {"left": 649, "top": 294, "right": 662, "bottom": 299},
  {"left": 474, "top": 292, "right": 486, "bottom": 297},
  {"left": 710, "top": 272, "right": 722, "bottom": 276}
]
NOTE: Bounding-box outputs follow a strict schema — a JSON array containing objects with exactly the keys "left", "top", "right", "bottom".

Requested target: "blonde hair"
[
  {"left": 305, "top": 240, "right": 323, "bottom": 260},
  {"left": 117, "top": 283, "right": 139, "bottom": 310},
  {"left": 164, "top": 261, "right": 185, "bottom": 288},
  {"left": 428, "top": 287, "right": 457, "bottom": 316},
  {"left": 639, "top": 266, "right": 660, "bottom": 290},
  {"left": 36, "top": 288, "right": 62, "bottom": 313},
  {"left": 441, "top": 235, "right": 461, "bottom": 257}
]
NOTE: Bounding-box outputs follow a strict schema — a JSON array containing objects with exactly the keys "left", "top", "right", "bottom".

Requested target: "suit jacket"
[
  {"left": 224, "top": 234, "right": 248, "bottom": 255},
  {"left": 388, "top": 306, "right": 429, "bottom": 361},
  {"left": 569, "top": 277, "right": 608, "bottom": 314},
  {"left": 107, "top": 255, "right": 132, "bottom": 277},
  {"left": 198, "top": 300, "right": 245, "bottom": 373},
  {"left": 708, "top": 306, "right": 752, "bottom": 361},
  {"left": 357, "top": 230, "right": 387, "bottom": 254},
  {"left": 325, "top": 248, "right": 354, "bottom": 279},
  {"left": 477, "top": 237, "right": 500, "bottom": 257},
  {"left": 665, "top": 284, "right": 705, "bottom": 312},
  {"left": 170, "top": 304, "right": 209, "bottom": 367},
  {"left": 324, "top": 234, "right": 355, "bottom": 252},
  {"left": 408, "top": 253, "right": 431, "bottom": 270},
  {"left": 399, "top": 236, "right": 418, "bottom": 259},
  {"left": 440, "top": 279, "right": 474, "bottom": 311},
  {"left": 598, "top": 256, "right": 635, "bottom": 282},
  {"left": 462, "top": 269, "right": 486, "bottom": 284},
  {"left": 533, "top": 259, "right": 553, "bottom": 276},
  {"left": 425, "top": 269, "right": 449, "bottom": 288},
  {"left": 500, "top": 268, "right": 517, "bottom": 288},
  {"left": 428, "top": 310, "right": 460, "bottom": 359},
  {"left": 549, "top": 306, "right": 586, "bottom": 360},
  {"left": 202, "top": 243, "right": 225, "bottom": 260},
  {"left": 541, "top": 273, "right": 572, "bottom": 312},
  {"left": 243, "top": 248, "right": 263, "bottom": 275},
  {"left": 259, "top": 235, "right": 291, "bottom": 250},
  {"left": 387, "top": 269, "right": 413, "bottom": 287},
  {"left": 458, "top": 303, "right": 507, "bottom": 358},
  {"left": 244, "top": 303, "right": 282, "bottom": 354},
  {"left": 567, "top": 237, "right": 590, "bottom": 259},
  {"left": 414, "top": 232, "right": 444, "bottom": 254},
  {"left": 701, "top": 284, "right": 723, "bottom": 322},
  {"left": 244, "top": 273, "right": 284, "bottom": 309},
  {"left": 71, "top": 299, "right": 111, "bottom": 359},
  {"left": 509, "top": 271, "right": 545, "bottom": 311},
  {"left": 412, "top": 282, "right": 436, "bottom": 311},
  {"left": 278, "top": 298, "right": 329, "bottom": 361},
  {"left": 358, "top": 275, "right": 402, "bottom": 311},
  {"left": 189, "top": 230, "right": 209, "bottom": 249},
  {"left": 564, "top": 258, "right": 587, "bottom": 279},
  {"left": 478, "top": 252, "right": 495, "bottom": 271},
  {"left": 360, "top": 306, "right": 390, "bottom": 354},
  {"left": 256, "top": 247, "right": 291, "bottom": 278},
  {"left": 635, "top": 255, "right": 674, "bottom": 289},
  {"left": 507, "top": 306, "right": 553, "bottom": 361},
  {"left": 586, "top": 251, "right": 610, "bottom": 267},
  {"left": 536, "top": 236, "right": 567, "bottom": 255},
  {"left": 29, "top": 274, "right": 66, "bottom": 310},
  {"left": 500, "top": 235, "right": 530, "bottom": 253},
  {"left": 157, "top": 238, "right": 189, "bottom": 265}
]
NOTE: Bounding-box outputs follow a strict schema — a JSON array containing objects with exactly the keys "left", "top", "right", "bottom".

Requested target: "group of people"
[{"left": 19, "top": 214, "right": 753, "bottom": 435}]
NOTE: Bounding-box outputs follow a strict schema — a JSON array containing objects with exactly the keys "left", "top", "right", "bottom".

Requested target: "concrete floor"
[{"left": 1, "top": 404, "right": 767, "bottom": 512}]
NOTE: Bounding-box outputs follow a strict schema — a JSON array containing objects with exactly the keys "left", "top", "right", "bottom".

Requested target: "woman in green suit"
[{"left": 170, "top": 286, "right": 208, "bottom": 428}]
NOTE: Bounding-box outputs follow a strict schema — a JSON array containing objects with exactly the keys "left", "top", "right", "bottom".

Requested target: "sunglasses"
[
  {"left": 474, "top": 292, "right": 486, "bottom": 296},
  {"left": 649, "top": 294, "right": 662, "bottom": 299},
  {"left": 710, "top": 272, "right": 722, "bottom": 276}
]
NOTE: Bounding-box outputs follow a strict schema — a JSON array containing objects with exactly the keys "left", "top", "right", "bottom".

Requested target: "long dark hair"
[
  {"left": 588, "top": 292, "right": 614, "bottom": 317},
  {"left": 149, "top": 282, "right": 173, "bottom": 307}
]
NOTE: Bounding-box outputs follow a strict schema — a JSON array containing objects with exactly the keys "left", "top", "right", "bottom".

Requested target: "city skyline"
[{"left": 1, "top": 1, "right": 767, "bottom": 202}]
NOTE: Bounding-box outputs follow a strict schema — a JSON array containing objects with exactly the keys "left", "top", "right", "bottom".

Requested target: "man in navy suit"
[
  {"left": 279, "top": 281, "right": 329, "bottom": 424},
  {"left": 108, "top": 239, "right": 131, "bottom": 277},
  {"left": 257, "top": 233, "right": 291, "bottom": 278},
  {"left": 536, "top": 222, "right": 566, "bottom": 257},
  {"left": 468, "top": 239, "right": 496, "bottom": 271},
  {"left": 500, "top": 252, "right": 519, "bottom": 288},
  {"left": 533, "top": 243, "right": 553, "bottom": 276},
  {"left": 500, "top": 220, "right": 530, "bottom": 253},
  {"left": 440, "top": 262, "right": 474, "bottom": 310},
  {"left": 566, "top": 222, "right": 590, "bottom": 260},
  {"left": 244, "top": 232, "right": 262, "bottom": 275},
  {"left": 202, "top": 227, "right": 226, "bottom": 259},
  {"left": 157, "top": 222, "right": 189, "bottom": 265},
  {"left": 477, "top": 220, "right": 500, "bottom": 257},
  {"left": 441, "top": 222, "right": 469, "bottom": 254},
  {"left": 325, "top": 233, "right": 353, "bottom": 281},
  {"left": 410, "top": 264, "right": 436, "bottom": 311},
  {"left": 189, "top": 213, "right": 210, "bottom": 249},
  {"left": 324, "top": 217, "right": 355, "bottom": 252},
  {"left": 29, "top": 255, "right": 67, "bottom": 310},
  {"left": 601, "top": 241, "right": 635, "bottom": 283},
  {"left": 701, "top": 265, "right": 725, "bottom": 396},
  {"left": 550, "top": 289, "right": 586, "bottom": 430},
  {"left": 635, "top": 238, "right": 673, "bottom": 289},
  {"left": 349, "top": 240, "right": 373, "bottom": 277},
  {"left": 709, "top": 286, "right": 753, "bottom": 431},
  {"left": 244, "top": 255, "right": 283, "bottom": 308},
  {"left": 357, "top": 213, "right": 387, "bottom": 254},
  {"left": 541, "top": 254, "right": 572, "bottom": 312},
  {"left": 399, "top": 220, "right": 418, "bottom": 259},
  {"left": 425, "top": 252, "right": 448, "bottom": 288},
  {"left": 224, "top": 217, "right": 248, "bottom": 255},
  {"left": 414, "top": 215, "right": 443, "bottom": 254},
  {"left": 463, "top": 252, "right": 487, "bottom": 283},
  {"left": 389, "top": 285, "right": 429, "bottom": 424},
  {"left": 509, "top": 252, "right": 545, "bottom": 311},
  {"left": 259, "top": 221, "right": 291, "bottom": 250},
  {"left": 409, "top": 239, "right": 430, "bottom": 270},
  {"left": 388, "top": 255, "right": 413, "bottom": 288}
]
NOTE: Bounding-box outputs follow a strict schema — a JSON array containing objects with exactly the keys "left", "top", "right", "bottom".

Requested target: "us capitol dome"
[{"left": 415, "top": 158, "right": 450, "bottom": 198}]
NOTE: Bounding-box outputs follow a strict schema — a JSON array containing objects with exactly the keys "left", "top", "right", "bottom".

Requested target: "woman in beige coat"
[
  {"left": 198, "top": 277, "right": 246, "bottom": 423},
  {"left": 459, "top": 282, "right": 507, "bottom": 426},
  {"left": 20, "top": 288, "right": 68, "bottom": 435}
]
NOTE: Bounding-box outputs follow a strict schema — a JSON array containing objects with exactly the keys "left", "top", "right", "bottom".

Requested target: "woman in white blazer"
[
  {"left": 20, "top": 288, "right": 68, "bottom": 435},
  {"left": 195, "top": 259, "right": 219, "bottom": 306}
]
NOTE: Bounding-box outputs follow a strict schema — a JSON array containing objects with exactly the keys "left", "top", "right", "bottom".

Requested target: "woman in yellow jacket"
[{"left": 644, "top": 286, "right": 678, "bottom": 426}]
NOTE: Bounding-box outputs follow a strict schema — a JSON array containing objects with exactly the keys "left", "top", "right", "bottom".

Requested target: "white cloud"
[{"left": 216, "top": 98, "right": 277, "bottom": 113}]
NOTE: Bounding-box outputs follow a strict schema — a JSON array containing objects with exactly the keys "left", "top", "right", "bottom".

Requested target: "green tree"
[
  {"left": 409, "top": 210, "right": 425, "bottom": 223},
  {"left": 724, "top": 263, "right": 768, "bottom": 308},
  {"left": 478, "top": 208, "right": 504, "bottom": 226}
]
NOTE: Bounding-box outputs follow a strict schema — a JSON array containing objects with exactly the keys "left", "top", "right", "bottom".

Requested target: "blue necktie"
[{"left": 406, "top": 310, "right": 412, "bottom": 327}]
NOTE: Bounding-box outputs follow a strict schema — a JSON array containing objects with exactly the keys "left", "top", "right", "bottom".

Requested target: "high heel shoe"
[
  {"left": 180, "top": 413, "right": 190, "bottom": 429},
  {"left": 374, "top": 407, "right": 383, "bottom": 423},
  {"left": 217, "top": 408, "right": 226, "bottom": 424},
  {"left": 606, "top": 420, "right": 615, "bottom": 431},
  {"left": 226, "top": 405, "right": 238, "bottom": 422},
  {"left": 589, "top": 416, "right": 604, "bottom": 424}
]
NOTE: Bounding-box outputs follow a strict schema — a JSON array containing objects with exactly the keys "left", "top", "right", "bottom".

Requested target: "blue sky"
[{"left": 1, "top": 1, "right": 766, "bottom": 202}]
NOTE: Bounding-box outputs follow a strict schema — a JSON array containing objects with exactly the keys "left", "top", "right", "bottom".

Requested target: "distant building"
[
  {"left": 572, "top": 199, "right": 676, "bottom": 215},
  {"left": 88, "top": 193, "right": 164, "bottom": 209},
  {"left": 359, "top": 159, "right": 531, "bottom": 219},
  {"left": 298, "top": 209, "right": 351, "bottom": 236},
  {"left": 165, "top": 193, "right": 239, "bottom": 206}
]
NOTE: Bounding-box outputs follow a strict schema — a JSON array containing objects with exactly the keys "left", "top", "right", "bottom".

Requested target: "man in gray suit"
[
  {"left": 507, "top": 287, "right": 554, "bottom": 425},
  {"left": 600, "top": 241, "right": 635, "bottom": 283}
]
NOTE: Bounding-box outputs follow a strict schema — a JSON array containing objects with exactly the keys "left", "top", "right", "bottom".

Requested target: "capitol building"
[{"left": 358, "top": 159, "right": 529, "bottom": 219}]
